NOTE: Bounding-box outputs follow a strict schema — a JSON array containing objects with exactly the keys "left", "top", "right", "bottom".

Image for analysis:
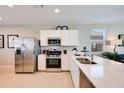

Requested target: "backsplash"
[{"left": 41, "top": 46, "right": 76, "bottom": 54}]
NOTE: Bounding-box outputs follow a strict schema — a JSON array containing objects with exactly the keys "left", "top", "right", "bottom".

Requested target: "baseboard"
[
  {"left": 38, "top": 70, "right": 70, "bottom": 72},
  {"left": 38, "top": 70, "right": 46, "bottom": 72},
  {"left": 61, "top": 70, "right": 70, "bottom": 72}
]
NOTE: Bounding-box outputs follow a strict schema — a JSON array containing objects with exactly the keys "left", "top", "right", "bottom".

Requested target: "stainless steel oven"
[
  {"left": 48, "top": 37, "right": 61, "bottom": 46},
  {"left": 46, "top": 50, "right": 61, "bottom": 71},
  {"left": 46, "top": 58, "right": 61, "bottom": 68}
]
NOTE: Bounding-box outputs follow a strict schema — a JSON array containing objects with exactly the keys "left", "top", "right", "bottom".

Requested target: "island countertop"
[{"left": 69, "top": 52, "right": 124, "bottom": 88}]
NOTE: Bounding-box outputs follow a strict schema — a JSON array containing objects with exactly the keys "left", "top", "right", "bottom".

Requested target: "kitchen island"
[{"left": 69, "top": 52, "right": 124, "bottom": 88}]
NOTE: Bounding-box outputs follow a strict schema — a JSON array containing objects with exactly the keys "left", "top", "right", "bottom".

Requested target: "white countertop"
[{"left": 70, "top": 52, "right": 124, "bottom": 88}]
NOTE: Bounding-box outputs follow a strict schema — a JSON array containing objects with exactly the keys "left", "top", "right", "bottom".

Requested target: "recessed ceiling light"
[
  {"left": 8, "top": 5, "right": 14, "bottom": 7},
  {"left": 0, "top": 17, "right": 2, "bottom": 20},
  {"left": 54, "top": 8, "right": 60, "bottom": 13}
]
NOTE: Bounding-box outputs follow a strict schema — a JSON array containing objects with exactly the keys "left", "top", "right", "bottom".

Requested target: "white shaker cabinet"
[
  {"left": 38, "top": 54, "right": 46, "bottom": 71},
  {"left": 40, "top": 30, "right": 79, "bottom": 46},
  {"left": 61, "top": 54, "right": 70, "bottom": 71},
  {"left": 61, "top": 30, "right": 78, "bottom": 46},
  {"left": 69, "top": 55, "right": 80, "bottom": 88},
  {"left": 40, "top": 30, "right": 48, "bottom": 46},
  {"left": 47, "top": 30, "right": 61, "bottom": 37},
  {"left": 61, "top": 30, "right": 70, "bottom": 46},
  {"left": 69, "top": 30, "right": 79, "bottom": 46}
]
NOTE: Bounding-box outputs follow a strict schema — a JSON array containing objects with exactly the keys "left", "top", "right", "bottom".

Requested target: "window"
[{"left": 90, "top": 29, "right": 105, "bottom": 52}]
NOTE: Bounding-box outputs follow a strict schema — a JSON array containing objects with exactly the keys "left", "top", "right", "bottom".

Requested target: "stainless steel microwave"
[{"left": 48, "top": 37, "right": 61, "bottom": 46}]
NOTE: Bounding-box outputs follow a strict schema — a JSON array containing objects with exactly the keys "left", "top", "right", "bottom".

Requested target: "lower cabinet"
[
  {"left": 38, "top": 54, "right": 46, "bottom": 71},
  {"left": 69, "top": 55, "right": 80, "bottom": 88},
  {"left": 69, "top": 55, "right": 95, "bottom": 88},
  {"left": 38, "top": 54, "right": 70, "bottom": 71},
  {"left": 61, "top": 54, "right": 70, "bottom": 71}
]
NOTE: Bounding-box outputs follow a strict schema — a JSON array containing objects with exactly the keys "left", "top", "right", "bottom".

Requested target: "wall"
[
  {"left": 0, "top": 26, "right": 40, "bottom": 67},
  {"left": 104, "top": 24, "right": 124, "bottom": 54},
  {"left": 77, "top": 24, "right": 124, "bottom": 54}
]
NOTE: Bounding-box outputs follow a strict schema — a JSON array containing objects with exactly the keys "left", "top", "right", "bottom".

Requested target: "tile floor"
[{"left": 0, "top": 67, "right": 74, "bottom": 88}]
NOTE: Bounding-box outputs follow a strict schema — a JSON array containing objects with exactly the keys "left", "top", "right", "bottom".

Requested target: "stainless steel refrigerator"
[{"left": 15, "top": 37, "right": 40, "bottom": 73}]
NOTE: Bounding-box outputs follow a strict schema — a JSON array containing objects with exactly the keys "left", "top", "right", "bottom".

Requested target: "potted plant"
[{"left": 102, "top": 52, "right": 120, "bottom": 60}]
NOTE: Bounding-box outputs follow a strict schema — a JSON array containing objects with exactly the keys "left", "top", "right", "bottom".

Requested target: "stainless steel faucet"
[{"left": 86, "top": 52, "right": 94, "bottom": 61}]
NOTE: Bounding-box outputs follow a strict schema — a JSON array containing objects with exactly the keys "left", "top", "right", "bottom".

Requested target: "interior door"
[{"left": 23, "top": 38, "right": 35, "bottom": 72}]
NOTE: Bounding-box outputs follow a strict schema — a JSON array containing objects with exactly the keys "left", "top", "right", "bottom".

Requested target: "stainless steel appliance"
[
  {"left": 46, "top": 50, "right": 61, "bottom": 71},
  {"left": 46, "top": 58, "right": 61, "bottom": 68},
  {"left": 48, "top": 37, "right": 61, "bottom": 46},
  {"left": 15, "top": 37, "right": 40, "bottom": 73}
]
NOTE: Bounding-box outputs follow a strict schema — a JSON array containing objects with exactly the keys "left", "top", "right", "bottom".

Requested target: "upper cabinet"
[
  {"left": 61, "top": 30, "right": 79, "bottom": 46},
  {"left": 40, "top": 30, "right": 79, "bottom": 46},
  {"left": 40, "top": 30, "right": 48, "bottom": 46},
  {"left": 61, "top": 30, "right": 70, "bottom": 46},
  {"left": 47, "top": 30, "right": 61, "bottom": 37},
  {"left": 69, "top": 30, "right": 79, "bottom": 46}
]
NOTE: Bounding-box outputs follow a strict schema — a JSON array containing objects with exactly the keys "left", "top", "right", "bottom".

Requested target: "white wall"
[
  {"left": 77, "top": 24, "right": 124, "bottom": 54},
  {"left": 0, "top": 26, "right": 40, "bottom": 67},
  {"left": 105, "top": 24, "right": 124, "bottom": 54}
]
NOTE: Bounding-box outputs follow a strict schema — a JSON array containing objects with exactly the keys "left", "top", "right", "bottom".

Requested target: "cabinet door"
[
  {"left": 61, "top": 54, "right": 69, "bottom": 71},
  {"left": 69, "top": 54, "right": 80, "bottom": 88},
  {"left": 69, "top": 30, "right": 79, "bottom": 46},
  {"left": 61, "top": 30, "right": 70, "bottom": 46},
  {"left": 47, "top": 30, "right": 61, "bottom": 37},
  {"left": 38, "top": 54, "right": 46, "bottom": 70},
  {"left": 40, "top": 31, "right": 48, "bottom": 46}
]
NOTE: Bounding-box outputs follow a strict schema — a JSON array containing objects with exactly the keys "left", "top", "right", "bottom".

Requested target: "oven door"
[{"left": 46, "top": 58, "right": 61, "bottom": 68}]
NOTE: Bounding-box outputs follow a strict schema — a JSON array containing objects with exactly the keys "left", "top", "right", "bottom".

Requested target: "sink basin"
[
  {"left": 76, "top": 58, "right": 97, "bottom": 64},
  {"left": 74, "top": 54, "right": 81, "bottom": 56}
]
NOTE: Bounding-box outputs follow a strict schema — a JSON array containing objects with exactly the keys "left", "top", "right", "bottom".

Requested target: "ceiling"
[{"left": 0, "top": 5, "right": 124, "bottom": 26}]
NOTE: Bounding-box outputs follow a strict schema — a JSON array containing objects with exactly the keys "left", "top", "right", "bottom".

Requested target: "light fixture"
[
  {"left": 54, "top": 8, "right": 60, "bottom": 13},
  {"left": 0, "top": 17, "right": 2, "bottom": 20},
  {"left": 8, "top": 5, "right": 14, "bottom": 7}
]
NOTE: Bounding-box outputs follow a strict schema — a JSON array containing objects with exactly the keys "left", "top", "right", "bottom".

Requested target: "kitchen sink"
[
  {"left": 74, "top": 54, "right": 81, "bottom": 56},
  {"left": 76, "top": 58, "right": 97, "bottom": 64}
]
